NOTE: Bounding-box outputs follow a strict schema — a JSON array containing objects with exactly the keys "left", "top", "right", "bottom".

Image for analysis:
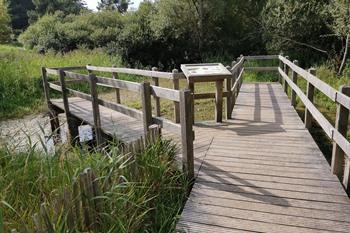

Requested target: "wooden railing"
[
  {"left": 42, "top": 66, "right": 195, "bottom": 180},
  {"left": 245, "top": 55, "right": 350, "bottom": 193}
]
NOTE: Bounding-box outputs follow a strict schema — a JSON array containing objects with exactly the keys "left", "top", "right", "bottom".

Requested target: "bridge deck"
[{"left": 177, "top": 83, "right": 350, "bottom": 233}]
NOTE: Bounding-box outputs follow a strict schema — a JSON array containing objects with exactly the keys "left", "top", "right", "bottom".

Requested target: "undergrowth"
[{"left": 0, "top": 139, "right": 188, "bottom": 232}]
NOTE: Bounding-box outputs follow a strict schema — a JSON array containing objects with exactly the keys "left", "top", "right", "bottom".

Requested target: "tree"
[
  {"left": 97, "top": 0, "right": 130, "bottom": 13},
  {"left": 262, "top": 0, "right": 333, "bottom": 65},
  {"left": 0, "top": 0, "right": 12, "bottom": 43},
  {"left": 7, "top": 0, "right": 35, "bottom": 32},
  {"left": 329, "top": 0, "right": 350, "bottom": 75},
  {"left": 28, "top": 0, "right": 86, "bottom": 23}
]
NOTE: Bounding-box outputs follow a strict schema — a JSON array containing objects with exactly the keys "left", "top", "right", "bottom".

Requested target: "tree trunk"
[{"left": 338, "top": 34, "right": 349, "bottom": 76}]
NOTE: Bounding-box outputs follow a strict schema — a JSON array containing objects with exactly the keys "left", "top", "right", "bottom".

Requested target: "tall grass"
[
  {"left": 0, "top": 139, "right": 187, "bottom": 232},
  {"left": 0, "top": 45, "right": 121, "bottom": 120}
]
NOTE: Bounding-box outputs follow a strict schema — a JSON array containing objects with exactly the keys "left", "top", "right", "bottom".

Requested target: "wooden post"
[
  {"left": 89, "top": 73, "right": 103, "bottom": 146},
  {"left": 305, "top": 68, "right": 316, "bottom": 129},
  {"left": 59, "top": 69, "right": 79, "bottom": 145},
  {"left": 291, "top": 60, "right": 298, "bottom": 107},
  {"left": 42, "top": 67, "right": 61, "bottom": 142},
  {"left": 331, "top": 85, "right": 350, "bottom": 193},
  {"left": 112, "top": 65, "right": 121, "bottom": 104},
  {"left": 141, "top": 81, "right": 152, "bottom": 136},
  {"left": 180, "top": 89, "right": 194, "bottom": 180},
  {"left": 152, "top": 67, "right": 161, "bottom": 117},
  {"left": 279, "top": 52, "right": 284, "bottom": 84},
  {"left": 226, "top": 66, "right": 233, "bottom": 119},
  {"left": 172, "top": 69, "right": 180, "bottom": 123},
  {"left": 215, "top": 80, "right": 224, "bottom": 123},
  {"left": 283, "top": 56, "right": 289, "bottom": 94},
  {"left": 188, "top": 81, "right": 195, "bottom": 123}
]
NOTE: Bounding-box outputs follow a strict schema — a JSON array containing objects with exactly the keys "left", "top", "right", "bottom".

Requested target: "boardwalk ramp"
[{"left": 177, "top": 83, "right": 350, "bottom": 233}]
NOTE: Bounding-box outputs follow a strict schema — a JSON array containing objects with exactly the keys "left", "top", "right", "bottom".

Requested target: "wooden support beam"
[
  {"left": 215, "top": 80, "right": 224, "bottom": 123},
  {"left": 152, "top": 67, "right": 161, "bottom": 117},
  {"left": 172, "top": 69, "right": 180, "bottom": 123},
  {"left": 305, "top": 68, "right": 316, "bottom": 129},
  {"left": 112, "top": 65, "right": 121, "bottom": 104},
  {"left": 283, "top": 56, "right": 289, "bottom": 94},
  {"left": 140, "top": 82, "right": 153, "bottom": 136},
  {"left": 278, "top": 53, "right": 284, "bottom": 84},
  {"left": 59, "top": 69, "right": 79, "bottom": 145},
  {"left": 188, "top": 82, "right": 195, "bottom": 124},
  {"left": 89, "top": 73, "right": 103, "bottom": 146},
  {"left": 180, "top": 89, "right": 194, "bottom": 180},
  {"left": 291, "top": 60, "right": 299, "bottom": 107},
  {"left": 226, "top": 66, "right": 232, "bottom": 119},
  {"left": 331, "top": 85, "right": 350, "bottom": 193}
]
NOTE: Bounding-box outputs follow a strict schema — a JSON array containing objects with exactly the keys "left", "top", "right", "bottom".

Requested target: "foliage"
[
  {"left": 0, "top": 45, "right": 121, "bottom": 120},
  {"left": 328, "top": 0, "right": 350, "bottom": 37},
  {"left": 97, "top": 0, "right": 130, "bottom": 13},
  {"left": 7, "top": 0, "right": 35, "bottom": 32},
  {"left": 27, "top": 0, "right": 86, "bottom": 23},
  {"left": 0, "top": 0, "right": 11, "bottom": 43},
  {"left": 0, "top": 138, "right": 187, "bottom": 232},
  {"left": 262, "top": 0, "right": 334, "bottom": 65},
  {"left": 18, "top": 11, "right": 123, "bottom": 52}
]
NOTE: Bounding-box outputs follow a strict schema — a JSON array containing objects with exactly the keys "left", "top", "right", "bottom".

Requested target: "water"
[{"left": 0, "top": 113, "right": 93, "bottom": 153}]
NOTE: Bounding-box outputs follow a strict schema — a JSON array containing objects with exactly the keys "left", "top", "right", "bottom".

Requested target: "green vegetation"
[
  {"left": 0, "top": 0, "right": 11, "bottom": 43},
  {"left": 0, "top": 139, "right": 187, "bottom": 232},
  {"left": 0, "top": 45, "right": 121, "bottom": 120}
]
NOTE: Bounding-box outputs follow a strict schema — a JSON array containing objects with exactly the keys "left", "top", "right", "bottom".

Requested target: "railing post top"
[
  {"left": 293, "top": 60, "right": 299, "bottom": 64},
  {"left": 279, "top": 51, "right": 284, "bottom": 56},
  {"left": 231, "top": 61, "right": 237, "bottom": 67},
  {"left": 308, "top": 68, "right": 316, "bottom": 75},
  {"left": 172, "top": 69, "right": 179, "bottom": 73},
  {"left": 339, "top": 85, "right": 350, "bottom": 94},
  {"left": 152, "top": 67, "right": 158, "bottom": 71},
  {"left": 285, "top": 56, "right": 290, "bottom": 60}
]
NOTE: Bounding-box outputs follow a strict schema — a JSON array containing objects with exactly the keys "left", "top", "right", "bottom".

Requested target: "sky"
[{"left": 85, "top": 0, "right": 143, "bottom": 11}]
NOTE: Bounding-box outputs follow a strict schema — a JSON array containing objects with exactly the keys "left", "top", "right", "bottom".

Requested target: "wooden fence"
[
  {"left": 245, "top": 55, "right": 350, "bottom": 193},
  {"left": 41, "top": 57, "right": 245, "bottom": 182}
]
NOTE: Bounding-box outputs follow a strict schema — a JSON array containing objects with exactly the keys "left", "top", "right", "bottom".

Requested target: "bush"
[{"left": 19, "top": 11, "right": 123, "bottom": 53}]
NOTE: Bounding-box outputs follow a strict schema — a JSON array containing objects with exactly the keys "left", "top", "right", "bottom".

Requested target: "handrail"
[{"left": 279, "top": 56, "right": 350, "bottom": 110}]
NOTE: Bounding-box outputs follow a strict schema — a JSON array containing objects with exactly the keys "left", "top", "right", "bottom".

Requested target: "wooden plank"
[
  {"left": 89, "top": 73, "right": 103, "bottom": 146},
  {"left": 153, "top": 116, "right": 181, "bottom": 135},
  {"left": 140, "top": 82, "right": 152, "bottom": 135},
  {"left": 98, "top": 99, "right": 143, "bottom": 120},
  {"left": 332, "top": 85, "right": 350, "bottom": 193},
  {"left": 291, "top": 60, "right": 298, "bottom": 107},
  {"left": 67, "top": 88, "right": 92, "bottom": 101},
  {"left": 152, "top": 67, "right": 161, "bottom": 117},
  {"left": 45, "top": 68, "right": 60, "bottom": 76},
  {"left": 180, "top": 89, "right": 194, "bottom": 180},
  {"left": 215, "top": 80, "right": 223, "bottom": 122},
  {"left": 112, "top": 65, "right": 121, "bottom": 104},
  {"left": 305, "top": 68, "right": 316, "bottom": 129},
  {"left": 64, "top": 71, "right": 90, "bottom": 81},
  {"left": 244, "top": 67, "right": 278, "bottom": 72},
  {"left": 244, "top": 55, "right": 279, "bottom": 60},
  {"left": 226, "top": 66, "right": 232, "bottom": 119},
  {"left": 172, "top": 69, "right": 180, "bottom": 123},
  {"left": 151, "top": 85, "right": 180, "bottom": 102},
  {"left": 96, "top": 76, "right": 140, "bottom": 92},
  {"left": 86, "top": 65, "right": 174, "bottom": 79}
]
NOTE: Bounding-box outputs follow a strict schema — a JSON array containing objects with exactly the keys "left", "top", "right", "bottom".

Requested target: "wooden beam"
[
  {"left": 180, "top": 89, "right": 194, "bottom": 180},
  {"left": 331, "top": 85, "right": 350, "bottom": 193},
  {"left": 283, "top": 56, "right": 290, "bottom": 94},
  {"left": 152, "top": 67, "right": 161, "bottom": 117},
  {"left": 173, "top": 69, "right": 180, "bottom": 123},
  {"left": 89, "top": 73, "right": 103, "bottom": 146},
  {"left": 151, "top": 86, "right": 180, "bottom": 102},
  {"left": 215, "top": 80, "right": 224, "bottom": 123},
  {"left": 291, "top": 60, "right": 299, "bottom": 107},
  {"left": 59, "top": 69, "right": 79, "bottom": 145},
  {"left": 226, "top": 66, "right": 233, "bottom": 119},
  {"left": 112, "top": 65, "right": 121, "bottom": 104},
  {"left": 305, "top": 68, "right": 316, "bottom": 129},
  {"left": 244, "top": 67, "right": 278, "bottom": 72},
  {"left": 140, "top": 82, "right": 153, "bottom": 136},
  {"left": 96, "top": 76, "right": 140, "bottom": 92}
]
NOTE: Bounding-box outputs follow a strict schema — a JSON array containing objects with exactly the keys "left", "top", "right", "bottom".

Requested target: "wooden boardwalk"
[{"left": 176, "top": 83, "right": 350, "bottom": 233}]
